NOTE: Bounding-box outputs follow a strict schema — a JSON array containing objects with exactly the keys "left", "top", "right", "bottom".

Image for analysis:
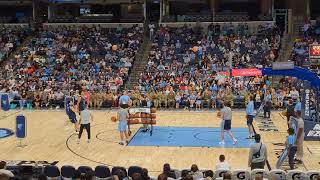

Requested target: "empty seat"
[
  {"left": 232, "top": 169, "right": 251, "bottom": 180},
  {"left": 287, "top": 170, "right": 306, "bottom": 180},
  {"left": 44, "top": 165, "right": 60, "bottom": 179},
  {"left": 61, "top": 165, "right": 76, "bottom": 179},
  {"left": 95, "top": 165, "right": 111, "bottom": 178},
  {"left": 215, "top": 169, "right": 231, "bottom": 179},
  {"left": 78, "top": 166, "right": 93, "bottom": 175},
  {"left": 251, "top": 169, "right": 269, "bottom": 179},
  {"left": 268, "top": 169, "right": 286, "bottom": 180},
  {"left": 128, "top": 166, "right": 143, "bottom": 177}
]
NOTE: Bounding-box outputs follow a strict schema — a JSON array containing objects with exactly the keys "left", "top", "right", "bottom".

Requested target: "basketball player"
[
  {"left": 246, "top": 96, "right": 255, "bottom": 139},
  {"left": 118, "top": 104, "right": 129, "bottom": 145},
  {"left": 219, "top": 101, "right": 237, "bottom": 145},
  {"left": 68, "top": 101, "right": 79, "bottom": 133},
  {"left": 77, "top": 103, "right": 93, "bottom": 144}
]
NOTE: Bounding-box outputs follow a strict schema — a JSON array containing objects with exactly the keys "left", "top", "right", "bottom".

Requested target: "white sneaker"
[
  {"left": 233, "top": 139, "right": 238, "bottom": 145},
  {"left": 77, "top": 139, "right": 80, "bottom": 144},
  {"left": 219, "top": 141, "right": 225, "bottom": 145},
  {"left": 87, "top": 139, "right": 91, "bottom": 143}
]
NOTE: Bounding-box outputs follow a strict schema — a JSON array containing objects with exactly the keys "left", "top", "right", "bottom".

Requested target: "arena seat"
[
  {"left": 61, "top": 165, "right": 76, "bottom": 179},
  {"left": 112, "top": 166, "right": 128, "bottom": 177},
  {"left": 306, "top": 170, "right": 320, "bottom": 180},
  {"left": 78, "top": 166, "right": 93, "bottom": 175},
  {"left": 232, "top": 169, "right": 251, "bottom": 180},
  {"left": 251, "top": 169, "right": 269, "bottom": 179},
  {"left": 128, "top": 166, "right": 143, "bottom": 177},
  {"left": 286, "top": 170, "right": 306, "bottom": 180},
  {"left": 43, "top": 165, "right": 61, "bottom": 179},
  {"left": 268, "top": 169, "right": 286, "bottom": 180},
  {"left": 214, "top": 169, "right": 231, "bottom": 179},
  {"left": 95, "top": 165, "right": 111, "bottom": 179}
]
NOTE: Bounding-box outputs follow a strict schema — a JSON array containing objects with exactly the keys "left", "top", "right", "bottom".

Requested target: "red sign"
[
  {"left": 309, "top": 45, "right": 320, "bottom": 58},
  {"left": 217, "top": 68, "right": 262, "bottom": 77}
]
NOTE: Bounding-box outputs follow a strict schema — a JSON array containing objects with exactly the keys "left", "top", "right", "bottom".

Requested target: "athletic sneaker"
[
  {"left": 233, "top": 139, "right": 238, "bottom": 145},
  {"left": 87, "top": 139, "right": 90, "bottom": 143},
  {"left": 219, "top": 141, "right": 225, "bottom": 145},
  {"left": 119, "top": 142, "right": 125, "bottom": 145},
  {"left": 77, "top": 139, "right": 80, "bottom": 144}
]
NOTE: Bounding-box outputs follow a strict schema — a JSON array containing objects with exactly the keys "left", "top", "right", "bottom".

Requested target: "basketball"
[
  {"left": 151, "top": 107, "right": 156, "bottom": 113},
  {"left": 111, "top": 116, "right": 117, "bottom": 122},
  {"left": 217, "top": 111, "right": 222, "bottom": 118}
]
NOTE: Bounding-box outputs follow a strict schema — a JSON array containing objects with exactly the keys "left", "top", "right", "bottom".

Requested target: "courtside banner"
[
  {"left": 16, "top": 115, "right": 26, "bottom": 138},
  {"left": 1, "top": 94, "right": 10, "bottom": 111}
]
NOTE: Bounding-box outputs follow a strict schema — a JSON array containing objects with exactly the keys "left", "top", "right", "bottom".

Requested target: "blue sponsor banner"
[
  {"left": 304, "top": 121, "right": 320, "bottom": 141},
  {"left": 1, "top": 94, "right": 10, "bottom": 111},
  {"left": 301, "top": 81, "right": 311, "bottom": 120},
  {"left": 16, "top": 115, "right": 26, "bottom": 138}
]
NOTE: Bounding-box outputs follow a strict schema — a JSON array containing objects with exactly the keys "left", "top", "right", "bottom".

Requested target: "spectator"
[
  {"left": 286, "top": 128, "right": 297, "bottom": 170},
  {"left": 157, "top": 173, "right": 167, "bottom": 180},
  {"left": 131, "top": 173, "right": 142, "bottom": 180},
  {"left": 141, "top": 168, "right": 150, "bottom": 180},
  {"left": 248, "top": 134, "right": 268, "bottom": 170},
  {"left": 162, "top": 163, "right": 176, "bottom": 179},
  {"left": 190, "top": 164, "right": 203, "bottom": 179},
  {"left": 0, "top": 161, "right": 14, "bottom": 178},
  {"left": 222, "top": 172, "right": 232, "bottom": 180},
  {"left": 215, "top": 155, "right": 231, "bottom": 170}
]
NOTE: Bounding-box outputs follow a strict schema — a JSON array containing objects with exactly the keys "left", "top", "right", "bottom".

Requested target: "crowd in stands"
[
  {"left": 0, "top": 26, "right": 31, "bottom": 62},
  {"left": 290, "top": 20, "right": 320, "bottom": 70},
  {"left": 0, "top": 25, "right": 143, "bottom": 109},
  {"left": 0, "top": 23, "right": 318, "bottom": 112}
]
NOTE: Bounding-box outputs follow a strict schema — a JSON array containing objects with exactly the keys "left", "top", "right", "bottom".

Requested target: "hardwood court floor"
[{"left": 0, "top": 110, "right": 319, "bottom": 176}]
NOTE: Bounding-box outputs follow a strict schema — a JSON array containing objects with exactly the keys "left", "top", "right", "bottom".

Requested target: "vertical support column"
[
  {"left": 143, "top": 0, "right": 146, "bottom": 22},
  {"left": 159, "top": 0, "right": 162, "bottom": 23},
  {"left": 307, "top": 0, "right": 310, "bottom": 20},
  {"left": 210, "top": 0, "right": 215, "bottom": 21},
  {"left": 48, "top": 5, "right": 51, "bottom": 21},
  {"left": 32, "top": 0, "right": 36, "bottom": 21}
]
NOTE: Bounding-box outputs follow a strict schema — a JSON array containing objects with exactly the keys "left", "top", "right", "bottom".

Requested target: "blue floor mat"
[{"left": 128, "top": 126, "right": 255, "bottom": 148}]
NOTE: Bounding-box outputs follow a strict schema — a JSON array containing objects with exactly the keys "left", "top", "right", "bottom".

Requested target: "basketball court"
[{"left": 0, "top": 110, "right": 319, "bottom": 176}]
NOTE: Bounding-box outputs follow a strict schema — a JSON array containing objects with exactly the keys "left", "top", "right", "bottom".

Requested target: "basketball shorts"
[
  {"left": 247, "top": 115, "right": 254, "bottom": 126},
  {"left": 221, "top": 120, "right": 231, "bottom": 130},
  {"left": 118, "top": 120, "right": 128, "bottom": 132}
]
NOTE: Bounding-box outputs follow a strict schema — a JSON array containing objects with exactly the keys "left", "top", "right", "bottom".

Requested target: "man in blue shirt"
[
  {"left": 246, "top": 96, "right": 255, "bottom": 139},
  {"left": 294, "top": 98, "right": 301, "bottom": 112},
  {"left": 119, "top": 90, "right": 131, "bottom": 108}
]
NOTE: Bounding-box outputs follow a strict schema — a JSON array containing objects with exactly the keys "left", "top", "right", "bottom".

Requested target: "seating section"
[
  {"left": 291, "top": 21, "right": 320, "bottom": 75},
  {"left": 136, "top": 23, "right": 281, "bottom": 109},
  {"left": 6, "top": 164, "right": 320, "bottom": 180},
  {"left": 0, "top": 26, "right": 31, "bottom": 62},
  {"left": 1, "top": 25, "right": 143, "bottom": 109}
]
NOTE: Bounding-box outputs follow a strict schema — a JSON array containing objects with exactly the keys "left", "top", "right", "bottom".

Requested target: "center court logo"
[{"left": 307, "top": 124, "right": 320, "bottom": 137}]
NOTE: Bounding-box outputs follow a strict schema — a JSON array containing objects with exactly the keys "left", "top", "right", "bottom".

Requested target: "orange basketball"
[
  {"left": 151, "top": 107, "right": 157, "bottom": 113},
  {"left": 217, "top": 111, "right": 222, "bottom": 118},
  {"left": 111, "top": 116, "right": 117, "bottom": 122}
]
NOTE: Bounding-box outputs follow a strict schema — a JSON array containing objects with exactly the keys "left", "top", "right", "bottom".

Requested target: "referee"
[
  {"left": 77, "top": 103, "right": 93, "bottom": 144},
  {"left": 246, "top": 96, "right": 255, "bottom": 139}
]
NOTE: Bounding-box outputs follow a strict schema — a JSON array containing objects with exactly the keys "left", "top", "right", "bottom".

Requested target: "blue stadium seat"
[
  {"left": 95, "top": 165, "right": 111, "bottom": 178},
  {"left": 61, "top": 165, "right": 76, "bottom": 179},
  {"left": 128, "top": 166, "right": 143, "bottom": 177},
  {"left": 44, "top": 165, "right": 60, "bottom": 178}
]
